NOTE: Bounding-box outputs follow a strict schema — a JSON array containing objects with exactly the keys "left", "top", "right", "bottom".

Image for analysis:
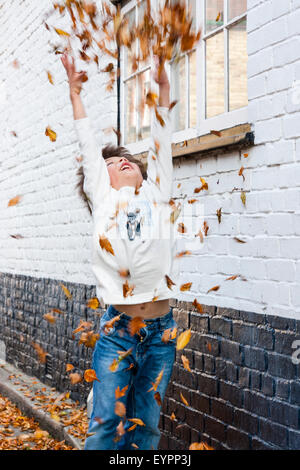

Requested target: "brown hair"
[
  {"left": 76, "top": 144, "right": 147, "bottom": 215},
  {"left": 102, "top": 144, "right": 147, "bottom": 180}
]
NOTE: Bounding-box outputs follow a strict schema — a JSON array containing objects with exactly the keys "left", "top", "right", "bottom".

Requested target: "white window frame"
[{"left": 120, "top": 0, "right": 249, "bottom": 155}]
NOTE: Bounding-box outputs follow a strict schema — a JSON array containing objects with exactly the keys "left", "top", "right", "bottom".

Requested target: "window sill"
[{"left": 135, "top": 123, "right": 254, "bottom": 165}]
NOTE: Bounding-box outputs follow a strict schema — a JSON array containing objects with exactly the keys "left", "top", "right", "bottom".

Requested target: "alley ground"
[{"left": 0, "top": 361, "right": 87, "bottom": 450}]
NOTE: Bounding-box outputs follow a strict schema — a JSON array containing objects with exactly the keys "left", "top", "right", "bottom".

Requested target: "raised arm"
[
  {"left": 146, "top": 56, "right": 173, "bottom": 202},
  {"left": 61, "top": 52, "right": 111, "bottom": 210}
]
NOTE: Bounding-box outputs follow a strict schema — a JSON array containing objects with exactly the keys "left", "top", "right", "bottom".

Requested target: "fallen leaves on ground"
[{"left": 0, "top": 395, "right": 74, "bottom": 450}]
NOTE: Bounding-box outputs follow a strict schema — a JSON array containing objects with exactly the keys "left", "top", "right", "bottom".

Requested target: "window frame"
[{"left": 119, "top": 0, "right": 249, "bottom": 155}]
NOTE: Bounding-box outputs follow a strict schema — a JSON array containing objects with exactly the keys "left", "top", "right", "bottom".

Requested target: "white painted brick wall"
[{"left": 0, "top": 0, "right": 299, "bottom": 320}]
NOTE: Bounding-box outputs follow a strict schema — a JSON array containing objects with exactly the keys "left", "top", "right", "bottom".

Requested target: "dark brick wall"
[{"left": 0, "top": 272, "right": 299, "bottom": 450}]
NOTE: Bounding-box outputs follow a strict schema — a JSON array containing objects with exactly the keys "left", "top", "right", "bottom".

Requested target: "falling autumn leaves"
[{"left": 47, "top": 0, "right": 202, "bottom": 123}]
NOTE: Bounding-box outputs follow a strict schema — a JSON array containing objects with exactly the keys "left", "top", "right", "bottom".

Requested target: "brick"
[
  {"left": 204, "top": 416, "right": 226, "bottom": 443},
  {"left": 260, "top": 373, "right": 275, "bottom": 396},
  {"left": 189, "top": 313, "right": 209, "bottom": 333},
  {"left": 209, "top": 316, "right": 232, "bottom": 338},
  {"left": 251, "top": 437, "right": 278, "bottom": 450},
  {"left": 185, "top": 407, "right": 204, "bottom": 431},
  {"left": 210, "top": 398, "right": 234, "bottom": 425},
  {"left": 190, "top": 392, "right": 210, "bottom": 415},
  {"left": 259, "top": 418, "right": 288, "bottom": 448},
  {"left": 274, "top": 331, "right": 297, "bottom": 355},
  {"left": 232, "top": 322, "right": 257, "bottom": 345},
  {"left": 269, "top": 400, "right": 299, "bottom": 428},
  {"left": 220, "top": 339, "right": 243, "bottom": 365},
  {"left": 244, "top": 390, "right": 270, "bottom": 418},
  {"left": 275, "top": 379, "right": 290, "bottom": 401},
  {"left": 227, "top": 426, "right": 250, "bottom": 450},
  {"left": 244, "top": 345, "right": 267, "bottom": 371},
  {"left": 290, "top": 381, "right": 300, "bottom": 404},
  {"left": 233, "top": 408, "right": 259, "bottom": 435},
  {"left": 289, "top": 429, "right": 300, "bottom": 450},
  {"left": 255, "top": 326, "right": 274, "bottom": 350},
  {"left": 219, "top": 381, "right": 243, "bottom": 408},
  {"left": 197, "top": 374, "right": 218, "bottom": 397},
  {"left": 268, "top": 352, "right": 297, "bottom": 379}
]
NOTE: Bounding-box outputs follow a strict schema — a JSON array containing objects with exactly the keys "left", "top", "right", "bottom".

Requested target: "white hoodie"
[{"left": 74, "top": 106, "right": 181, "bottom": 306}]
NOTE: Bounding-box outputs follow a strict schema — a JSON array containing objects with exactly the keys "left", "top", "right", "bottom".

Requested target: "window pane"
[
  {"left": 189, "top": 50, "right": 197, "bottom": 128},
  {"left": 124, "top": 7, "right": 136, "bottom": 77},
  {"left": 228, "top": 0, "right": 247, "bottom": 21},
  {"left": 172, "top": 55, "right": 186, "bottom": 131},
  {"left": 229, "top": 19, "right": 248, "bottom": 111},
  {"left": 205, "top": 0, "right": 224, "bottom": 34},
  {"left": 137, "top": 69, "right": 151, "bottom": 140},
  {"left": 206, "top": 31, "right": 224, "bottom": 118},
  {"left": 188, "top": 0, "right": 197, "bottom": 32},
  {"left": 125, "top": 78, "right": 136, "bottom": 144}
]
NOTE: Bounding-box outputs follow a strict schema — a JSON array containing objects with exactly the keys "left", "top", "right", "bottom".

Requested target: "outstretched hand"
[{"left": 61, "top": 52, "right": 87, "bottom": 96}]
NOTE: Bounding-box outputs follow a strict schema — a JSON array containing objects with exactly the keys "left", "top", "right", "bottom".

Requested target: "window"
[{"left": 120, "top": 0, "right": 248, "bottom": 153}]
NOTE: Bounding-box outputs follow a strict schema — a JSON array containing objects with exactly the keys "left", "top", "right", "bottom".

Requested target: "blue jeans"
[{"left": 84, "top": 304, "right": 177, "bottom": 450}]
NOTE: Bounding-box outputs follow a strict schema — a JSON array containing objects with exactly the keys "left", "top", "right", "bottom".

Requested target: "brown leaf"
[
  {"left": 234, "top": 236, "right": 246, "bottom": 243},
  {"left": 168, "top": 100, "right": 178, "bottom": 111},
  {"left": 84, "top": 369, "right": 100, "bottom": 383},
  {"left": 147, "top": 369, "right": 164, "bottom": 392},
  {"left": 123, "top": 280, "right": 135, "bottom": 298},
  {"left": 207, "top": 285, "right": 220, "bottom": 294},
  {"left": 99, "top": 234, "right": 115, "bottom": 255},
  {"left": 54, "top": 27, "right": 70, "bottom": 37},
  {"left": 176, "top": 329, "right": 191, "bottom": 350},
  {"left": 47, "top": 71, "right": 54, "bottom": 84},
  {"left": 216, "top": 208, "right": 222, "bottom": 223},
  {"left": 45, "top": 126, "right": 57, "bottom": 142},
  {"left": 146, "top": 91, "right": 158, "bottom": 107},
  {"left": 154, "top": 391, "right": 162, "bottom": 406},
  {"left": 127, "top": 418, "right": 145, "bottom": 426},
  {"left": 192, "top": 298, "right": 203, "bottom": 314},
  {"left": 165, "top": 274, "right": 176, "bottom": 290},
  {"left": 8, "top": 195, "right": 21, "bottom": 207},
  {"left": 177, "top": 222, "right": 186, "bottom": 233},
  {"left": 241, "top": 191, "right": 246, "bottom": 206},
  {"left": 181, "top": 354, "right": 191, "bottom": 372},
  {"left": 115, "top": 401, "right": 126, "bottom": 417},
  {"left": 60, "top": 283, "right": 72, "bottom": 299},
  {"left": 180, "top": 392, "right": 189, "bottom": 406},
  {"left": 118, "top": 269, "right": 130, "bottom": 278},
  {"left": 175, "top": 250, "right": 192, "bottom": 258},
  {"left": 210, "top": 130, "right": 222, "bottom": 137},
  {"left": 103, "top": 314, "right": 121, "bottom": 334},
  {"left": 86, "top": 297, "right": 100, "bottom": 309},
  {"left": 43, "top": 312, "right": 56, "bottom": 324},
  {"left": 32, "top": 342, "right": 48, "bottom": 364},
  {"left": 180, "top": 282, "right": 192, "bottom": 292},
  {"left": 69, "top": 373, "right": 82, "bottom": 384},
  {"left": 128, "top": 317, "right": 146, "bottom": 336},
  {"left": 189, "top": 441, "right": 214, "bottom": 450},
  {"left": 115, "top": 385, "right": 129, "bottom": 399},
  {"left": 226, "top": 274, "right": 238, "bottom": 281}
]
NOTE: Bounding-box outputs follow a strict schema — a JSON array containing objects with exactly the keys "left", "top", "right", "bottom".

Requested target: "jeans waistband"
[{"left": 107, "top": 304, "right": 173, "bottom": 329}]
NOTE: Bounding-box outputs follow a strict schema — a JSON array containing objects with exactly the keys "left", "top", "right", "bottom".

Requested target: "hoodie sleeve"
[
  {"left": 146, "top": 106, "right": 173, "bottom": 202},
  {"left": 74, "top": 117, "right": 111, "bottom": 210}
]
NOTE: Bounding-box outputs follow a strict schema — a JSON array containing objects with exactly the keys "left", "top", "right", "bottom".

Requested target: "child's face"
[{"left": 105, "top": 156, "right": 143, "bottom": 190}]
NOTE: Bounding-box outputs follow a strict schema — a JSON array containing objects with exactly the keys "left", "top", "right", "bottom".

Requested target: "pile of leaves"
[{"left": 0, "top": 394, "right": 74, "bottom": 450}]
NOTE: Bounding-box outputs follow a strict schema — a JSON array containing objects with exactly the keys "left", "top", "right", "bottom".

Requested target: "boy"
[{"left": 61, "top": 52, "right": 181, "bottom": 450}]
